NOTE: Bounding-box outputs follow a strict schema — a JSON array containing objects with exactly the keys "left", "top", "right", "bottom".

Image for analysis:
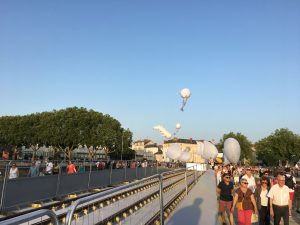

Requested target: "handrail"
[
  {"left": 65, "top": 173, "right": 162, "bottom": 225},
  {"left": 64, "top": 166, "right": 198, "bottom": 225},
  {"left": 0, "top": 209, "right": 59, "bottom": 225}
]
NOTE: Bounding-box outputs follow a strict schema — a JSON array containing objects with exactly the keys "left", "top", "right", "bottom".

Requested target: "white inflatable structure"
[{"left": 223, "top": 138, "right": 241, "bottom": 164}]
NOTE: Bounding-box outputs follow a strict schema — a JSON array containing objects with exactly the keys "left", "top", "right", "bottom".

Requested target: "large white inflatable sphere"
[
  {"left": 175, "top": 123, "right": 181, "bottom": 129},
  {"left": 223, "top": 138, "right": 241, "bottom": 164},
  {"left": 223, "top": 153, "right": 231, "bottom": 165},
  {"left": 180, "top": 88, "right": 191, "bottom": 98},
  {"left": 195, "top": 141, "right": 204, "bottom": 156},
  {"left": 179, "top": 151, "right": 191, "bottom": 162},
  {"left": 202, "top": 141, "right": 218, "bottom": 160},
  {"left": 166, "top": 143, "right": 182, "bottom": 160}
]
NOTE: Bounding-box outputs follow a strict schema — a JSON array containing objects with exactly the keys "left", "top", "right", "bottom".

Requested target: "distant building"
[
  {"left": 162, "top": 138, "right": 205, "bottom": 163},
  {"left": 131, "top": 139, "right": 161, "bottom": 161}
]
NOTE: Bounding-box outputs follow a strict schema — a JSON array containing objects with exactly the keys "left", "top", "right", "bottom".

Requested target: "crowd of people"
[
  {"left": 6, "top": 158, "right": 171, "bottom": 179},
  {"left": 215, "top": 164, "right": 299, "bottom": 225}
]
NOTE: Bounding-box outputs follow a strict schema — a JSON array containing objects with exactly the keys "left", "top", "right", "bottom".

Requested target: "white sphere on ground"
[
  {"left": 166, "top": 144, "right": 182, "bottom": 160},
  {"left": 175, "top": 123, "right": 181, "bottom": 129},
  {"left": 195, "top": 141, "right": 204, "bottom": 156},
  {"left": 180, "top": 88, "right": 191, "bottom": 98},
  {"left": 179, "top": 151, "right": 191, "bottom": 162},
  {"left": 202, "top": 141, "right": 218, "bottom": 160},
  {"left": 223, "top": 138, "right": 241, "bottom": 164}
]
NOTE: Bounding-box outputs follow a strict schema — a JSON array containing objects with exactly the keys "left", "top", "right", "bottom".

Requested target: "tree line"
[
  {"left": 217, "top": 128, "right": 300, "bottom": 166},
  {"left": 0, "top": 107, "right": 134, "bottom": 160}
]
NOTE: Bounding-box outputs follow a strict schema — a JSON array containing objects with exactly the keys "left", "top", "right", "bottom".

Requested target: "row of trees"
[
  {"left": 217, "top": 128, "right": 300, "bottom": 166},
  {"left": 0, "top": 107, "right": 134, "bottom": 160}
]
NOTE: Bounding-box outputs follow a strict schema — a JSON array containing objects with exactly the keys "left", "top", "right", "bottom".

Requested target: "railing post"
[
  {"left": 109, "top": 163, "right": 113, "bottom": 185},
  {"left": 124, "top": 161, "right": 127, "bottom": 180},
  {"left": 194, "top": 165, "right": 196, "bottom": 185},
  {"left": 55, "top": 164, "right": 61, "bottom": 197},
  {"left": 87, "top": 162, "right": 92, "bottom": 189},
  {"left": 185, "top": 170, "right": 188, "bottom": 196},
  {"left": 0, "top": 161, "right": 11, "bottom": 211},
  {"left": 135, "top": 162, "right": 138, "bottom": 179},
  {"left": 159, "top": 174, "right": 164, "bottom": 225}
]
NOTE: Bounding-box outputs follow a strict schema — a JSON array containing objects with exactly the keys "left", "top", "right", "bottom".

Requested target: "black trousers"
[
  {"left": 273, "top": 204, "right": 289, "bottom": 225},
  {"left": 259, "top": 206, "right": 270, "bottom": 225}
]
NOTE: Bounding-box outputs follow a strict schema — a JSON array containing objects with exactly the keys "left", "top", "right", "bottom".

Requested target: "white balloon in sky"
[
  {"left": 179, "top": 151, "right": 191, "bottom": 162},
  {"left": 166, "top": 143, "right": 182, "bottom": 160},
  {"left": 223, "top": 138, "right": 241, "bottom": 164},
  {"left": 202, "top": 141, "right": 218, "bottom": 160},
  {"left": 195, "top": 141, "right": 204, "bottom": 156},
  {"left": 180, "top": 88, "right": 191, "bottom": 111},
  {"left": 175, "top": 123, "right": 181, "bottom": 130}
]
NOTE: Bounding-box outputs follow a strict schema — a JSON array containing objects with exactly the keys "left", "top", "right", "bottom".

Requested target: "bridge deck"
[{"left": 165, "top": 169, "right": 218, "bottom": 225}]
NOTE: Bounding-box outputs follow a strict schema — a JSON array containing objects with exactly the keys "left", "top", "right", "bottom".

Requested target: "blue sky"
[{"left": 1, "top": 1, "right": 300, "bottom": 144}]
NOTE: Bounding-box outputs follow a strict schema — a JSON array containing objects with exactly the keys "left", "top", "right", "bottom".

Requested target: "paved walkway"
[
  {"left": 165, "top": 169, "right": 218, "bottom": 225},
  {"left": 165, "top": 170, "right": 300, "bottom": 225}
]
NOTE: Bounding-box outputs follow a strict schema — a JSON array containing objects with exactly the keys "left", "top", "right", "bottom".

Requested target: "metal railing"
[
  {"left": 65, "top": 166, "right": 198, "bottom": 225},
  {"left": 0, "top": 209, "right": 59, "bottom": 225}
]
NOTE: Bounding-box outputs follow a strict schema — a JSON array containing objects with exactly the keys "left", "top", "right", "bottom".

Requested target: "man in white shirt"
[
  {"left": 45, "top": 158, "right": 53, "bottom": 175},
  {"left": 242, "top": 167, "right": 256, "bottom": 193},
  {"left": 268, "top": 174, "right": 291, "bottom": 225}
]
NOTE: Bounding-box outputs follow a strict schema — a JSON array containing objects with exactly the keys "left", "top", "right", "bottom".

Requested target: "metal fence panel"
[
  {"left": 57, "top": 173, "right": 89, "bottom": 196},
  {"left": 110, "top": 169, "right": 125, "bottom": 185},
  {"left": 3, "top": 176, "right": 57, "bottom": 210},
  {"left": 125, "top": 168, "right": 137, "bottom": 182},
  {"left": 88, "top": 170, "right": 110, "bottom": 189}
]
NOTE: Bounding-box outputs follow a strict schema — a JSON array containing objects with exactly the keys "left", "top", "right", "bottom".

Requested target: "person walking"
[
  {"left": 67, "top": 161, "right": 77, "bottom": 174},
  {"left": 242, "top": 167, "right": 256, "bottom": 193},
  {"left": 231, "top": 178, "right": 258, "bottom": 225},
  {"left": 28, "top": 161, "right": 39, "bottom": 177},
  {"left": 268, "top": 174, "right": 291, "bottom": 225},
  {"left": 254, "top": 176, "right": 270, "bottom": 225},
  {"left": 44, "top": 158, "right": 53, "bottom": 175},
  {"left": 9, "top": 163, "right": 19, "bottom": 179},
  {"left": 284, "top": 168, "right": 296, "bottom": 210},
  {"left": 217, "top": 173, "right": 234, "bottom": 225}
]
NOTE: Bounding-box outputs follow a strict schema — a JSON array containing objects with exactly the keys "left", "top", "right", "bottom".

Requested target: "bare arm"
[
  {"left": 216, "top": 187, "right": 221, "bottom": 194},
  {"left": 270, "top": 198, "right": 274, "bottom": 218},
  {"left": 231, "top": 193, "right": 238, "bottom": 213},
  {"left": 251, "top": 194, "right": 258, "bottom": 214}
]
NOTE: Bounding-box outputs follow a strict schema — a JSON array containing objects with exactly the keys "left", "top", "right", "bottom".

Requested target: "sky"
[{"left": 0, "top": 1, "right": 300, "bottom": 144}]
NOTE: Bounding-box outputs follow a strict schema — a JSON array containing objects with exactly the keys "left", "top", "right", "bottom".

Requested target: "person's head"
[
  {"left": 246, "top": 167, "right": 252, "bottom": 176},
  {"left": 12, "top": 163, "right": 16, "bottom": 168},
  {"left": 277, "top": 174, "right": 285, "bottom": 187},
  {"left": 261, "top": 176, "right": 270, "bottom": 187},
  {"left": 222, "top": 173, "right": 231, "bottom": 182},
  {"left": 69, "top": 161, "right": 72, "bottom": 164},
  {"left": 240, "top": 178, "right": 249, "bottom": 188},
  {"left": 285, "top": 167, "right": 291, "bottom": 174}
]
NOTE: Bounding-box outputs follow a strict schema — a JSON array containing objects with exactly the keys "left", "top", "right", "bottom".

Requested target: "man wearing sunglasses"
[{"left": 217, "top": 173, "right": 234, "bottom": 225}]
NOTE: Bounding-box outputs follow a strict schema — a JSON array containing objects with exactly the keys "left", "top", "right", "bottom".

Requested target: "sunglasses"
[
  {"left": 262, "top": 181, "right": 268, "bottom": 184},
  {"left": 242, "top": 182, "right": 248, "bottom": 185},
  {"left": 224, "top": 177, "right": 231, "bottom": 179}
]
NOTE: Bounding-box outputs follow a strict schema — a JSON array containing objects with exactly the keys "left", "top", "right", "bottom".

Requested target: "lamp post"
[{"left": 121, "top": 134, "right": 123, "bottom": 161}]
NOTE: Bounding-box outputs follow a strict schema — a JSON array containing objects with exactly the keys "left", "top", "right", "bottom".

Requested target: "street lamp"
[{"left": 121, "top": 132, "right": 124, "bottom": 161}]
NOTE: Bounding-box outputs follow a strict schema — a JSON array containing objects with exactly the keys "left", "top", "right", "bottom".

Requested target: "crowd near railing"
[
  {"left": 0, "top": 160, "right": 181, "bottom": 211},
  {"left": 0, "top": 165, "right": 204, "bottom": 225}
]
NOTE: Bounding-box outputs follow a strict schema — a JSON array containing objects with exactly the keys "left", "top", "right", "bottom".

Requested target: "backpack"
[{"left": 285, "top": 175, "right": 294, "bottom": 189}]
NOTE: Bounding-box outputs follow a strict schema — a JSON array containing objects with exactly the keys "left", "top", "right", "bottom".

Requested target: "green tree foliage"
[
  {"left": 255, "top": 128, "right": 300, "bottom": 166},
  {"left": 0, "top": 107, "right": 133, "bottom": 160},
  {"left": 217, "top": 132, "right": 253, "bottom": 163}
]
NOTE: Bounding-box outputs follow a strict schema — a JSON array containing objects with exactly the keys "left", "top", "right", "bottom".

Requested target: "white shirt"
[
  {"left": 9, "top": 168, "right": 18, "bottom": 179},
  {"left": 267, "top": 184, "right": 290, "bottom": 206},
  {"left": 260, "top": 189, "right": 268, "bottom": 207},
  {"left": 242, "top": 174, "right": 256, "bottom": 192},
  {"left": 46, "top": 162, "right": 53, "bottom": 173}
]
